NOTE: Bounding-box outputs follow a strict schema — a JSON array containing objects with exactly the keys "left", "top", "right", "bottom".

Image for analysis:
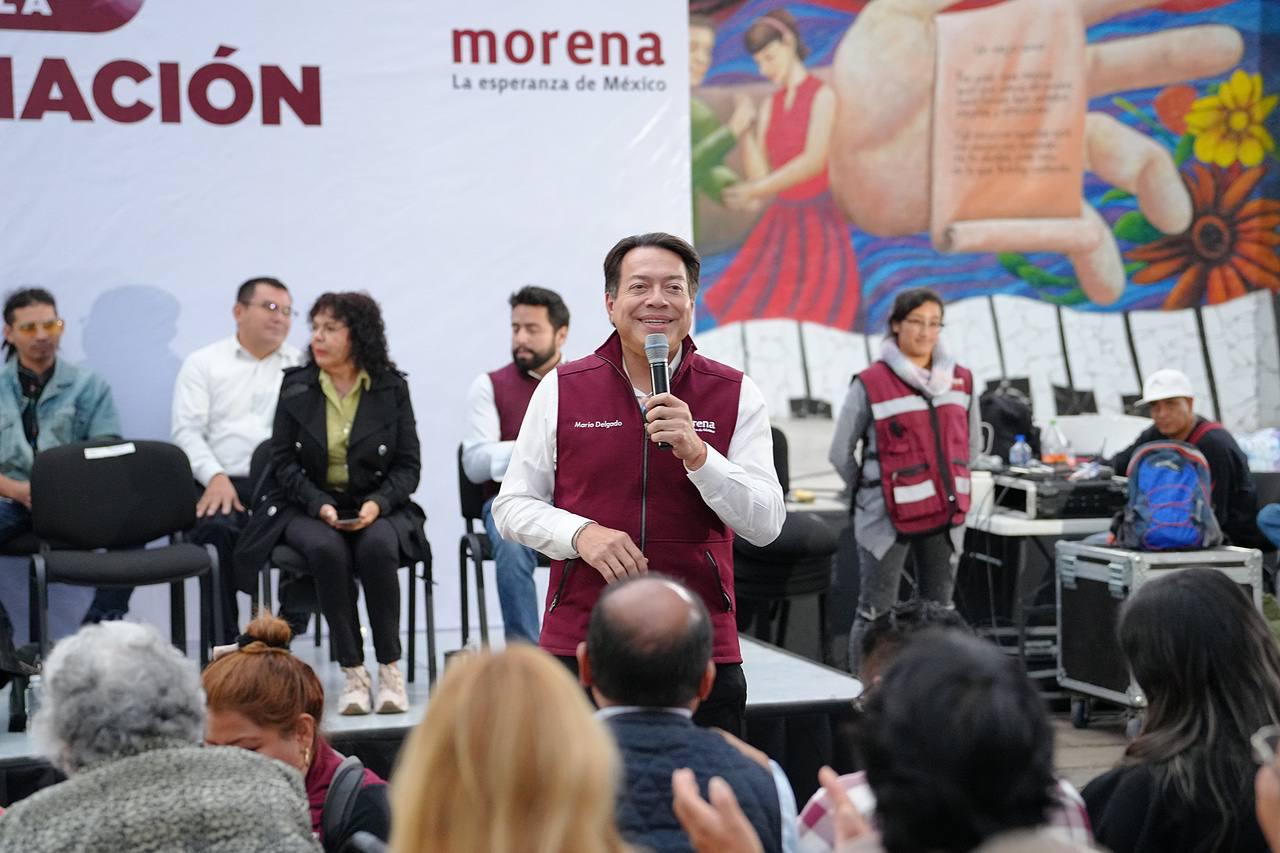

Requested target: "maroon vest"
[
  {"left": 543, "top": 332, "right": 745, "bottom": 662},
  {"left": 859, "top": 361, "right": 973, "bottom": 534},
  {"left": 483, "top": 362, "right": 541, "bottom": 499}
]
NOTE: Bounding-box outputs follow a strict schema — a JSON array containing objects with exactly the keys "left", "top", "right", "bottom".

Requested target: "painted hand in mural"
[{"left": 827, "top": 0, "right": 1243, "bottom": 305}]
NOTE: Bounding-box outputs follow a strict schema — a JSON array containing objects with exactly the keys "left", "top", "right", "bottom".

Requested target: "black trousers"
[
  {"left": 179, "top": 478, "right": 312, "bottom": 644},
  {"left": 187, "top": 476, "right": 253, "bottom": 644},
  {"left": 282, "top": 514, "right": 401, "bottom": 668},
  {"left": 558, "top": 655, "right": 748, "bottom": 738}
]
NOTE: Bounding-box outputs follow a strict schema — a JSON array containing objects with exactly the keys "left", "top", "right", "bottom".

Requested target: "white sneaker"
[
  {"left": 338, "top": 666, "right": 372, "bottom": 716},
  {"left": 375, "top": 662, "right": 408, "bottom": 714}
]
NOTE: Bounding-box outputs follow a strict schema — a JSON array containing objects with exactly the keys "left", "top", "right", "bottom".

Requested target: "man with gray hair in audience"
[
  {"left": 0, "top": 620, "right": 320, "bottom": 852},
  {"left": 577, "top": 574, "right": 797, "bottom": 853}
]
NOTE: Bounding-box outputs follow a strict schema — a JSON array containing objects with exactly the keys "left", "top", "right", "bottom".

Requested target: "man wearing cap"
[{"left": 1108, "top": 368, "right": 1266, "bottom": 549}]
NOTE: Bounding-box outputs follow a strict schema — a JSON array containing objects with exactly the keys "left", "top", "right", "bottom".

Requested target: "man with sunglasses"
[
  {"left": 171, "top": 277, "right": 302, "bottom": 641},
  {"left": 0, "top": 288, "right": 122, "bottom": 546}
]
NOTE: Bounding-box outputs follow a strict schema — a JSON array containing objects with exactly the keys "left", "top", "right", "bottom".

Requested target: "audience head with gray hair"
[
  {"left": 34, "top": 619, "right": 205, "bottom": 774},
  {"left": 1, "top": 621, "right": 320, "bottom": 852}
]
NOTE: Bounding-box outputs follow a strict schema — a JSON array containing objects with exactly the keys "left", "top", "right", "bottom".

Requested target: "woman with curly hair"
[{"left": 236, "top": 291, "right": 425, "bottom": 716}]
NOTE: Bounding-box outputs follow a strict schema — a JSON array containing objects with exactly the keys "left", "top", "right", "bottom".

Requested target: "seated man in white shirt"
[
  {"left": 461, "top": 286, "right": 569, "bottom": 643},
  {"left": 171, "top": 277, "right": 302, "bottom": 642}
]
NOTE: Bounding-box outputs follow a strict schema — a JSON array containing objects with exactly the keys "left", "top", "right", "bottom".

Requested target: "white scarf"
[{"left": 879, "top": 336, "right": 956, "bottom": 399}]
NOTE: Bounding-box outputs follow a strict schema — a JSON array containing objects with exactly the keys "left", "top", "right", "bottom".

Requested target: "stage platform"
[{"left": 0, "top": 628, "right": 861, "bottom": 807}]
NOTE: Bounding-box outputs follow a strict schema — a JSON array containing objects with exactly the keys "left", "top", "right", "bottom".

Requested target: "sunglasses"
[{"left": 10, "top": 319, "right": 64, "bottom": 336}]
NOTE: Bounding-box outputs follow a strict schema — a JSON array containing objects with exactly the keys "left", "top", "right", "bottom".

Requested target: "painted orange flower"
[{"left": 1126, "top": 164, "right": 1280, "bottom": 308}]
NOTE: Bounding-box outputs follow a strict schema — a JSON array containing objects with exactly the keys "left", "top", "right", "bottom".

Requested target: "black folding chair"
[
  {"left": 457, "top": 444, "right": 549, "bottom": 647},
  {"left": 733, "top": 428, "right": 838, "bottom": 650},
  {"left": 27, "top": 438, "right": 223, "bottom": 666},
  {"left": 248, "top": 442, "right": 436, "bottom": 685}
]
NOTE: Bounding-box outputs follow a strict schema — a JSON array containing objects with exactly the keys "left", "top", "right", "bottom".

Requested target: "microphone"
[{"left": 644, "top": 333, "right": 672, "bottom": 450}]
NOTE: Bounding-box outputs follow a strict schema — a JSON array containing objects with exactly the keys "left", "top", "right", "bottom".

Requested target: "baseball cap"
[{"left": 1137, "top": 369, "right": 1195, "bottom": 407}]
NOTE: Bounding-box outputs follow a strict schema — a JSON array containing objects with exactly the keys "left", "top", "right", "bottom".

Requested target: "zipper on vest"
[
  {"left": 925, "top": 399, "right": 957, "bottom": 507},
  {"left": 548, "top": 558, "right": 576, "bottom": 612},
  {"left": 639, "top": 423, "right": 649, "bottom": 551},
  {"left": 705, "top": 550, "right": 733, "bottom": 612},
  {"left": 598, "top": 354, "right": 651, "bottom": 552}
]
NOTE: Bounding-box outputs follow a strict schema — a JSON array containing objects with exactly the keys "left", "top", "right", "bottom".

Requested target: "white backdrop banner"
[{"left": 0, "top": 0, "right": 690, "bottom": 634}]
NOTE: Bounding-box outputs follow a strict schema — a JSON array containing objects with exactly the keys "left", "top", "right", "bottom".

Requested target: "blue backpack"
[{"left": 1115, "top": 423, "right": 1223, "bottom": 551}]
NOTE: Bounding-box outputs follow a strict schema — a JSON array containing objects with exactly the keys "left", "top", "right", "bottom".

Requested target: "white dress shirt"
[
  {"left": 461, "top": 366, "right": 555, "bottom": 485},
  {"left": 493, "top": 349, "right": 785, "bottom": 560},
  {"left": 171, "top": 336, "right": 303, "bottom": 485}
]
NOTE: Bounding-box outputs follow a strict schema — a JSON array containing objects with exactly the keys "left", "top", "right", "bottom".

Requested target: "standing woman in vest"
[
  {"left": 235, "top": 292, "right": 426, "bottom": 716},
  {"left": 828, "top": 288, "right": 980, "bottom": 676}
]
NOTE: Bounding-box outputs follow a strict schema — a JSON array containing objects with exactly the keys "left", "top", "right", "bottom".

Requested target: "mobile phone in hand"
[{"left": 334, "top": 509, "right": 361, "bottom": 528}]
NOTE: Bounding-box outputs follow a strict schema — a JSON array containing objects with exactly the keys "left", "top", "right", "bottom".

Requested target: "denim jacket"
[{"left": 0, "top": 356, "right": 121, "bottom": 482}]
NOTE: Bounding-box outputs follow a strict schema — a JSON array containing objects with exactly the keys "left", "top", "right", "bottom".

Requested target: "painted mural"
[{"left": 689, "top": 0, "right": 1279, "bottom": 335}]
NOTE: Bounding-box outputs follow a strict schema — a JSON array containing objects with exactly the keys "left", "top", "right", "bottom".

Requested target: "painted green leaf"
[
  {"left": 997, "top": 253, "right": 1027, "bottom": 275},
  {"left": 1113, "top": 211, "right": 1163, "bottom": 244},
  {"left": 1100, "top": 188, "right": 1134, "bottom": 204},
  {"left": 1039, "top": 288, "right": 1089, "bottom": 306},
  {"left": 1173, "top": 134, "right": 1194, "bottom": 166},
  {"left": 1124, "top": 261, "right": 1146, "bottom": 276},
  {"left": 1015, "top": 264, "right": 1074, "bottom": 289}
]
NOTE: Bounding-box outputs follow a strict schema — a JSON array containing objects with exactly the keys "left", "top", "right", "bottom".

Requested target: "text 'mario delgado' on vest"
[{"left": 573, "top": 420, "right": 624, "bottom": 429}]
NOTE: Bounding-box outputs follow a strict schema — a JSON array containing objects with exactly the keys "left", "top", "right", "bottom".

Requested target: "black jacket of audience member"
[
  {"left": 608, "top": 711, "right": 782, "bottom": 853},
  {"left": 1110, "top": 416, "right": 1266, "bottom": 549},
  {"left": 1084, "top": 762, "right": 1268, "bottom": 853},
  {"left": 233, "top": 364, "right": 428, "bottom": 593}
]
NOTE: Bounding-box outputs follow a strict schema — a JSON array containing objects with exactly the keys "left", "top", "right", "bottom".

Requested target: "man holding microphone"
[{"left": 494, "top": 232, "right": 784, "bottom": 734}]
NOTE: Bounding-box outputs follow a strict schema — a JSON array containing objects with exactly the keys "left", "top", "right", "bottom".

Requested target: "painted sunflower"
[
  {"left": 1127, "top": 164, "right": 1280, "bottom": 308},
  {"left": 1185, "top": 69, "right": 1276, "bottom": 168}
]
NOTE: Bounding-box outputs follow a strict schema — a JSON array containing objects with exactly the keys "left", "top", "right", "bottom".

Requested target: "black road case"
[{"left": 1055, "top": 541, "right": 1263, "bottom": 728}]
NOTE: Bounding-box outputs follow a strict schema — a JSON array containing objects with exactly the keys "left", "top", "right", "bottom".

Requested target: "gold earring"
[{"left": 303, "top": 746, "right": 312, "bottom": 769}]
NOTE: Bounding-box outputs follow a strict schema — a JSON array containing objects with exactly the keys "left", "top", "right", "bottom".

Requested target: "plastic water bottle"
[
  {"left": 1008, "top": 434, "right": 1033, "bottom": 467},
  {"left": 1042, "top": 420, "right": 1075, "bottom": 467}
]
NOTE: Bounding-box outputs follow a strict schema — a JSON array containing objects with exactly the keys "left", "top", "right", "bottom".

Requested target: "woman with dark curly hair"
[{"left": 236, "top": 292, "right": 425, "bottom": 716}]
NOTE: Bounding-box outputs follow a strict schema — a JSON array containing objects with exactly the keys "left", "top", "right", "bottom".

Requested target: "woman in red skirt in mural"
[{"left": 711, "top": 8, "right": 861, "bottom": 331}]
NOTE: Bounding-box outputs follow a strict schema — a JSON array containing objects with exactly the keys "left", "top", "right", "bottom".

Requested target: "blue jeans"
[
  {"left": 0, "top": 499, "right": 30, "bottom": 545},
  {"left": 1259, "top": 504, "right": 1280, "bottom": 550},
  {"left": 483, "top": 497, "right": 541, "bottom": 644}
]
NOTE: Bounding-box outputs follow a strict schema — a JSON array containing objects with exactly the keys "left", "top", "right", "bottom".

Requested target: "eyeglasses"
[
  {"left": 10, "top": 319, "right": 65, "bottom": 336},
  {"left": 902, "top": 318, "right": 944, "bottom": 331},
  {"left": 1252, "top": 724, "right": 1280, "bottom": 766},
  {"left": 241, "top": 300, "right": 293, "bottom": 317}
]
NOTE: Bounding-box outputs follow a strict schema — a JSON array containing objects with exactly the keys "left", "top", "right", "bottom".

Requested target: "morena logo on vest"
[{"left": 693, "top": 420, "right": 716, "bottom": 434}]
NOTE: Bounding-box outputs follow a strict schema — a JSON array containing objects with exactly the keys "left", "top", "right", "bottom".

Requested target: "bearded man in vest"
[
  {"left": 462, "top": 286, "right": 570, "bottom": 644},
  {"left": 494, "top": 232, "right": 785, "bottom": 735}
]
